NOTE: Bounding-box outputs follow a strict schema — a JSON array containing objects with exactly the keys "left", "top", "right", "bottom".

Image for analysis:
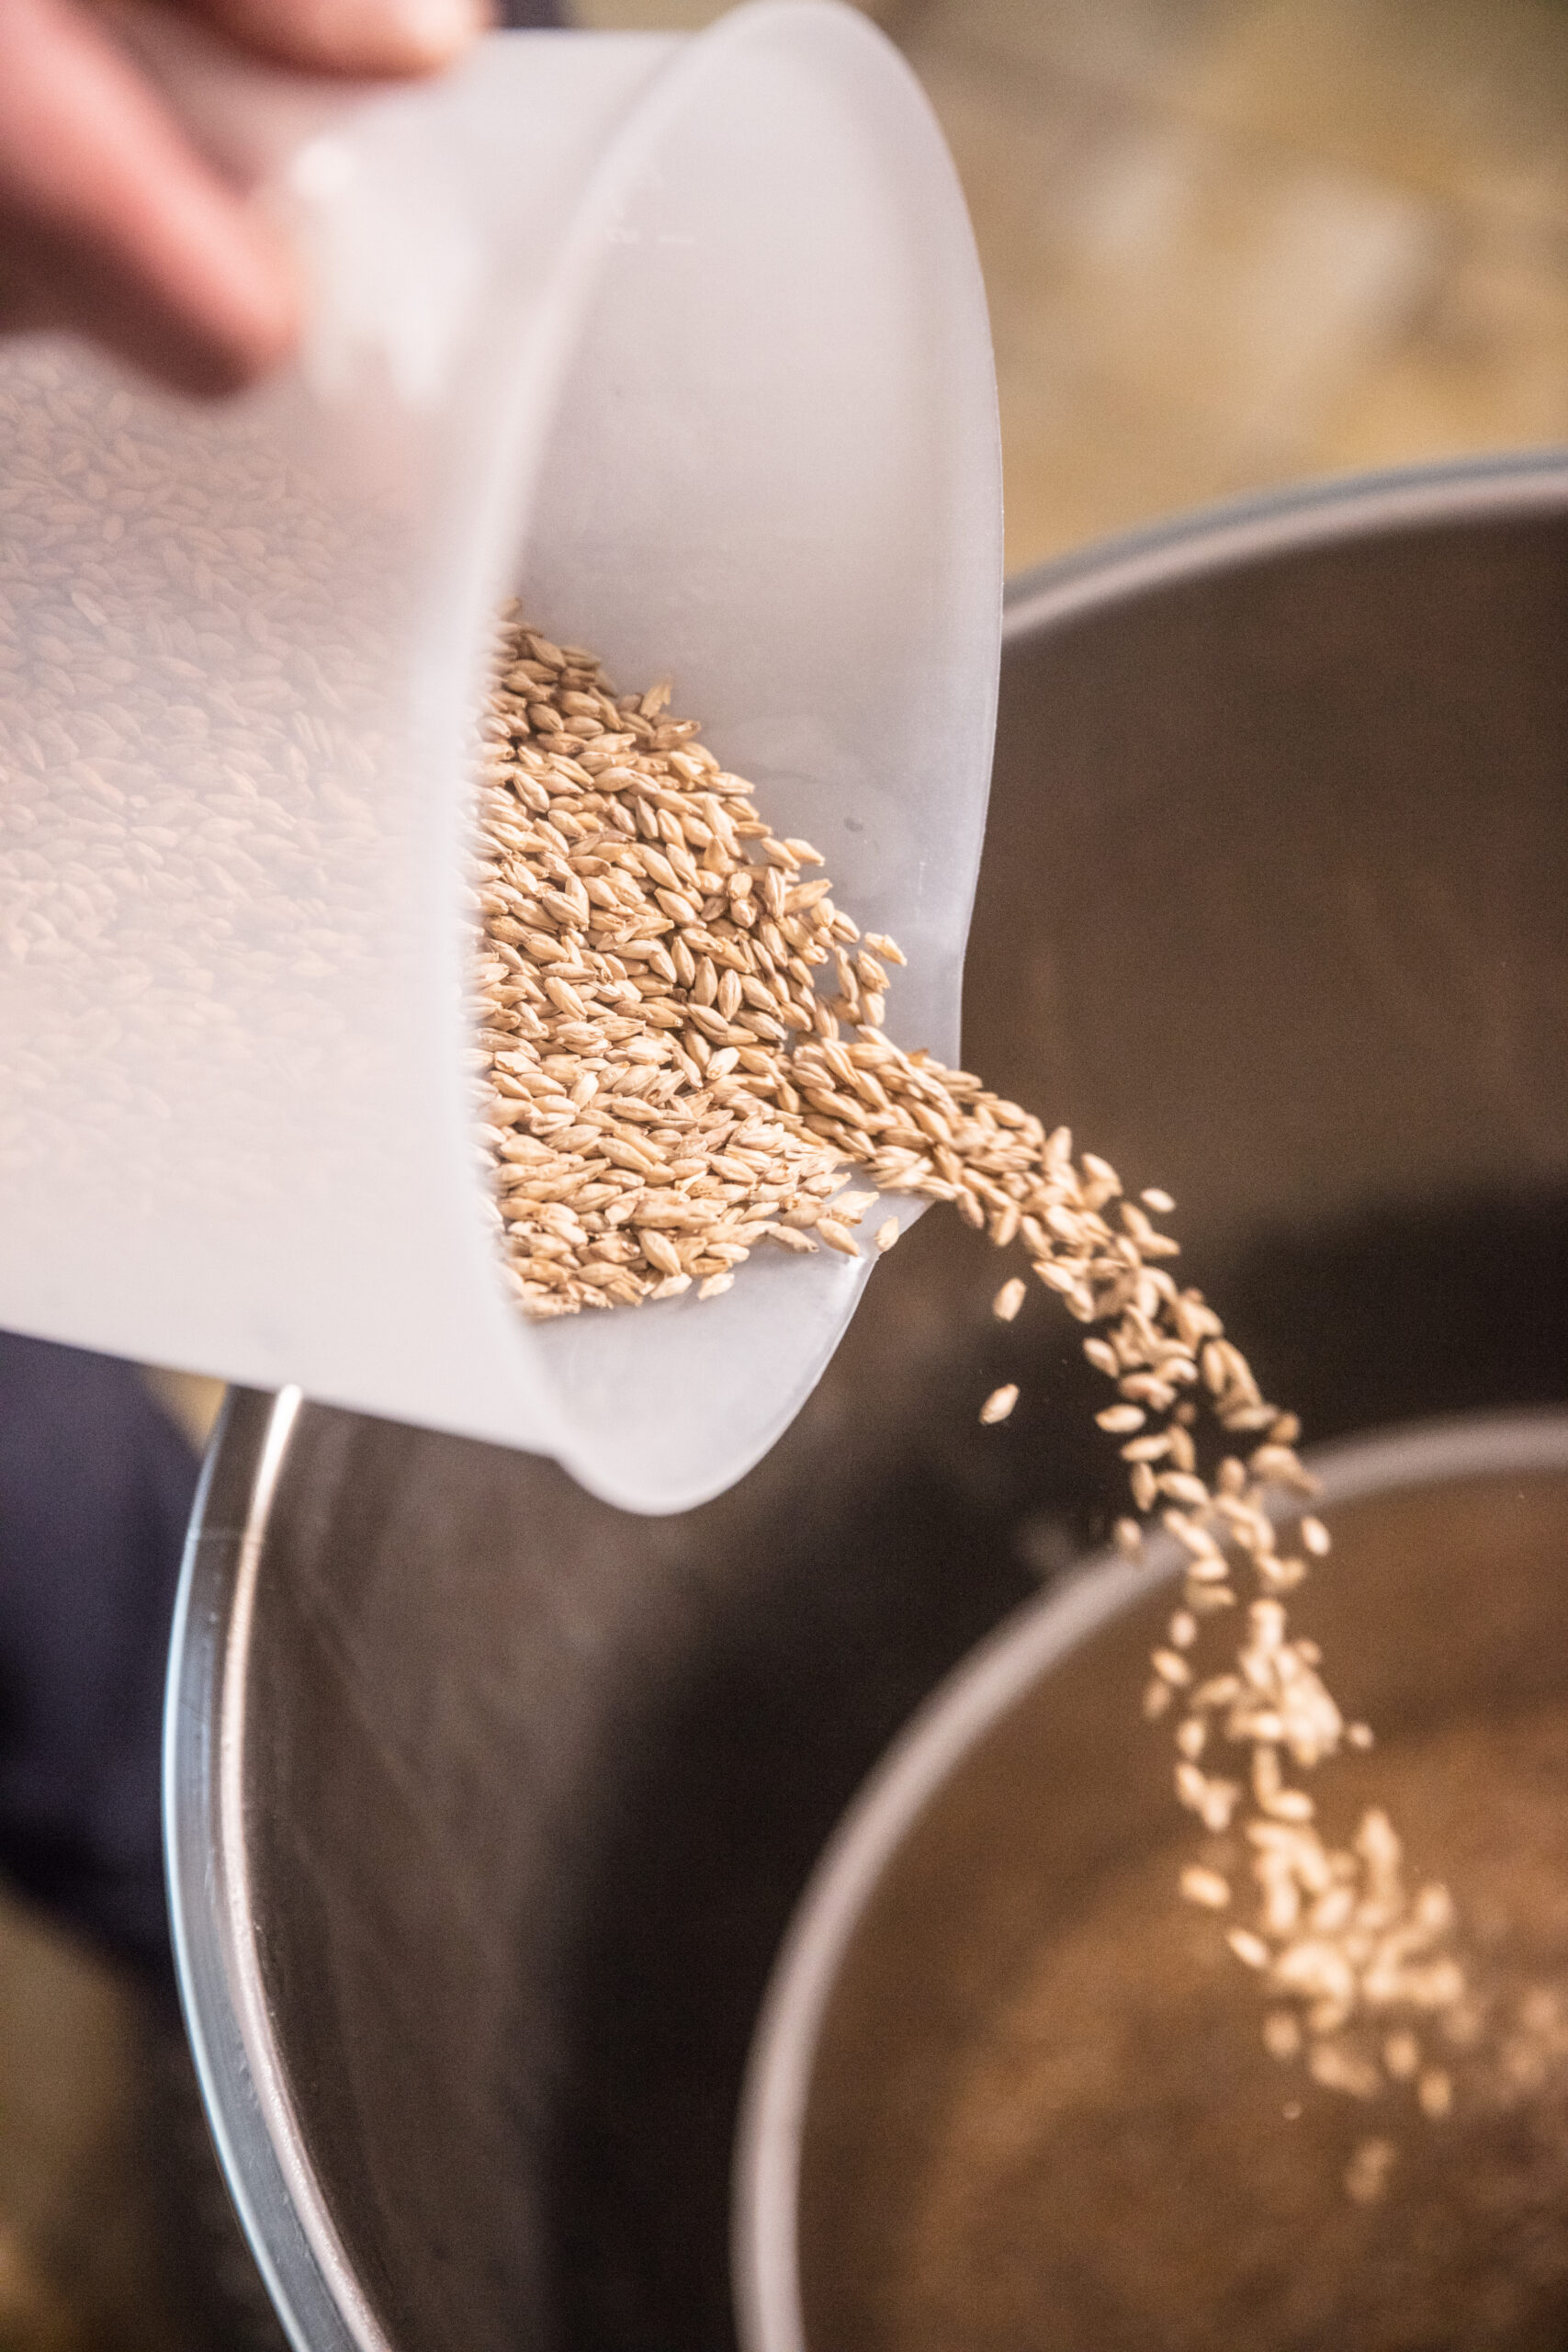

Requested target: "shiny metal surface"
[
  {"left": 166, "top": 456, "right": 1568, "bottom": 2352},
  {"left": 165, "top": 1387, "right": 389, "bottom": 2352},
  {"left": 735, "top": 1408, "right": 1568, "bottom": 2352}
]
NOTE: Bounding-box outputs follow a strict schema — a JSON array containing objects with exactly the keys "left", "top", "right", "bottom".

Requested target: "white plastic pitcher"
[{"left": 0, "top": 1, "right": 1000, "bottom": 1513}]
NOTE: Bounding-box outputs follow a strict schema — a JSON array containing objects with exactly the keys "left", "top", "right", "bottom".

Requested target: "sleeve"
[{"left": 0, "top": 1330, "right": 200, "bottom": 1976}]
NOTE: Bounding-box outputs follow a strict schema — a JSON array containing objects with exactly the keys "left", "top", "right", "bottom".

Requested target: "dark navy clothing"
[{"left": 0, "top": 1331, "right": 198, "bottom": 1974}]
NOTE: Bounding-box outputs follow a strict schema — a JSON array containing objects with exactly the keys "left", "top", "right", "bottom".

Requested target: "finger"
[
  {"left": 0, "top": 0, "right": 297, "bottom": 394},
  {"left": 168, "top": 0, "right": 490, "bottom": 79}
]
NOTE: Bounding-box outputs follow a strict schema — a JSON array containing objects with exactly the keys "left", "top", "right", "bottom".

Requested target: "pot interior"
[{"left": 794, "top": 1430, "right": 1568, "bottom": 2352}]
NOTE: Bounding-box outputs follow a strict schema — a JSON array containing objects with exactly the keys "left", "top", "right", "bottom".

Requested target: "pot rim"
[
  {"left": 1001, "top": 447, "right": 1568, "bottom": 642},
  {"left": 161, "top": 1385, "right": 389, "bottom": 2352},
  {"left": 730, "top": 1407, "right": 1568, "bottom": 2352}
]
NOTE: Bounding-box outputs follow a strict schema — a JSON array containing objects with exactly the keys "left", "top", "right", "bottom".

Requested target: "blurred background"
[
  {"left": 579, "top": 0, "right": 1568, "bottom": 571},
  {"left": 5, "top": 0, "right": 1566, "bottom": 2342}
]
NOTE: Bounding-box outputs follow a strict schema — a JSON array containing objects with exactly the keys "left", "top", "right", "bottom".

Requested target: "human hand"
[{"left": 0, "top": 0, "right": 487, "bottom": 398}]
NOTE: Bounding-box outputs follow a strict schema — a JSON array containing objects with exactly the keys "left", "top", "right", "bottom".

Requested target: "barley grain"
[
  {"left": 1263, "top": 2009, "right": 1303, "bottom": 2061},
  {"left": 1344, "top": 2138, "right": 1396, "bottom": 2204},
  {"left": 1383, "top": 2030, "right": 1420, "bottom": 2080},
  {"left": 1310, "top": 2043, "right": 1381, "bottom": 2098},
  {"left": 470, "top": 617, "right": 1473, "bottom": 2185},
  {"left": 1417, "top": 2069, "right": 1452, "bottom": 2119}
]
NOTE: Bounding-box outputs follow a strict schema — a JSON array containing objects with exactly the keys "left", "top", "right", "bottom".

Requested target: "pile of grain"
[
  {"left": 472, "top": 617, "right": 1472, "bottom": 2183},
  {"left": 473, "top": 609, "right": 1054, "bottom": 1316}
]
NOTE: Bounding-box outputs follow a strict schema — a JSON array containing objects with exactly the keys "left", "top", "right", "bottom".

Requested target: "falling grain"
[
  {"left": 1344, "top": 2138, "right": 1397, "bottom": 2205},
  {"left": 472, "top": 616, "right": 1473, "bottom": 2188}
]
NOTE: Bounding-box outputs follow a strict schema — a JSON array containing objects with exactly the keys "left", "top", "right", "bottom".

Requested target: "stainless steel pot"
[
  {"left": 735, "top": 1408, "right": 1568, "bottom": 2352},
  {"left": 165, "top": 455, "right": 1568, "bottom": 2352}
]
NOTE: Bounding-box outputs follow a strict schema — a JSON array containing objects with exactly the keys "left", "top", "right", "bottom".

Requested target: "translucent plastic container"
[{"left": 0, "top": 1, "right": 1001, "bottom": 1511}]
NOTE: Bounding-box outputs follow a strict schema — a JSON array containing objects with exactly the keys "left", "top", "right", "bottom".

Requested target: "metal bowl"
[
  {"left": 165, "top": 455, "right": 1568, "bottom": 2352},
  {"left": 735, "top": 1408, "right": 1568, "bottom": 2352}
]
